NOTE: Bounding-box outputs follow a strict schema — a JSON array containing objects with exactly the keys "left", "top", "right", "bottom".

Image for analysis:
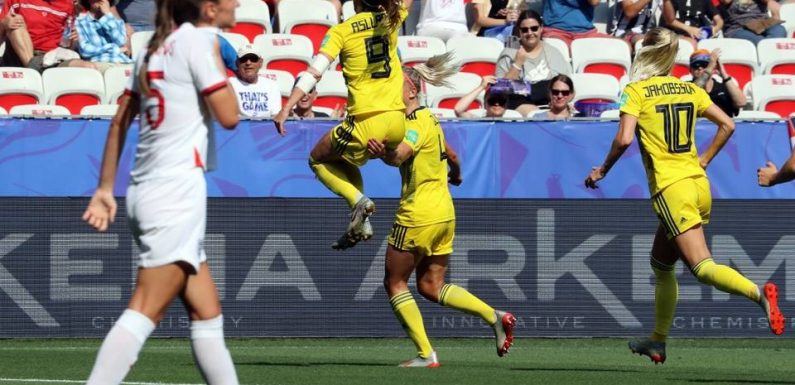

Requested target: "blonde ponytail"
[{"left": 630, "top": 27, "right": 678, "bottom": 82}]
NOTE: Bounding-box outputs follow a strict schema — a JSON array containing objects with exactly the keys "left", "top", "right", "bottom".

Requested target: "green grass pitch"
[{"left": 0, "top": 338, "right": 793, "bottom": 385}]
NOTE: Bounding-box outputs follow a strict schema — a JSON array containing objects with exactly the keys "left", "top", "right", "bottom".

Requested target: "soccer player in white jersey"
[{"left": 81, "top": 0, "right": 241, "bottom": 383}]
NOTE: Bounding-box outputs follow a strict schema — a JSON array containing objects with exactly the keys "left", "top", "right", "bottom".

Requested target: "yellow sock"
[
  {"left": 692, "top": 258, "right": 760, "bottom": 302},
  {"left": 390, "top": 291, "right": 433, "bottom": 358},
  {"left": 308, "top": 158, "right": 363, "bottom": 208},
  {"left": 650, "top": 258, "right": 678, "bottom": 343},
  {"left": 438, "top": 284, "right": 497, "bottom": 325}
]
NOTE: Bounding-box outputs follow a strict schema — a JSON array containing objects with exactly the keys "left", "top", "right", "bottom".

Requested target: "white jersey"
[
  {"left": 416, "top": 0, "right": 467, "bottom": 30},
  {"left": 125, "top": 22, "right": 227, "bottom": 183},
  {"left": 228, "top": 76, "right": 282, "bottom": 118}
]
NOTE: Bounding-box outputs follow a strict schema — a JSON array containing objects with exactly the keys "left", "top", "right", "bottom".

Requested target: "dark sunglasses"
[
  {"left": 238, "top": 54, "right": 261, "bottom": 63},
  {"left": 550, "top": 89, "right": 571, "bottom": 96},
  {"left": 520, "top": 25, "right": 541, "bottom": 33},
  {"left": 487, "top": 96, "right": 507, "bottom": 106},
  {"left": 690, "top": 62, "right": 708, "bottom": 70}
]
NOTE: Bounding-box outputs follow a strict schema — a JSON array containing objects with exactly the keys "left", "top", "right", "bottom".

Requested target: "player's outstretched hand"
[
  {"left": 367, "top": 138, "right": 386, "bottom": 158},
  {"left": 82, "top": 188, "right": 117, "bottom": 232},
  {"left": 273, "top": 109, "right": 289, "bottom": 136},
  {"left": 584, "top": 166, "right": 605, "bottom": 189},
  {"left": 758, "top": 161, "right": 778, "bottom": 187}
]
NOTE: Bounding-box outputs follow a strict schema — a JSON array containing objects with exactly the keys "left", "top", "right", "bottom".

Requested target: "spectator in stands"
[
  {"left": 116, "top": 0, "right": 154, "bottom": 32},
  {"left": 406, "top": 0, "right": 470, "bottom": 42},
  {"left": 290, "top": 85, "right": 332, "bottom": 118},
  {"left": 495, "top": 10, "right": 571, "bottom": 116},
  {"left": 689, "top": 49, "right": 746, "bottom": 117},
  {"left": 472, "top": 0, "right": 521, "bottom": 42},
  {"left": 531, "top": 74, "right": 575, "bottom": 119},
  {"left": 76, "top": 0, "right": 132, "bottom": 73},
  {"left": 610, "top": 0, "right": 662, "bottom": 49},
  {"left": 405, "top": 0, "right": 469, "bottom": 42},
  {"left": 720, "top": 0, "right": 786, "bottom": 46},
  {"left": 541, "top": 0, "right": 613, "bottom": 47},
  {"left": 229, "top": 44, "right": 282, "bottom": 118},
  {"left": 661, "top": 0, "right": 722, "bottom": 47},
  {"left": 454, "top": 75, "right": 508, "bottom": 118},
  {"left": 0, "top": 0, "right": 95, "bottom": 71}
]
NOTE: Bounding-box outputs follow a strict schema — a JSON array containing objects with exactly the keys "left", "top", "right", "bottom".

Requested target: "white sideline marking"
[{"left": 0, "top": 379, "right": 204, "bottom": 385}]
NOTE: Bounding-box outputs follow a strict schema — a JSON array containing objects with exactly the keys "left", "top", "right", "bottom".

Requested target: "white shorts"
[{"left": 126, "top": 168, "right": 207, "bottom": 272}]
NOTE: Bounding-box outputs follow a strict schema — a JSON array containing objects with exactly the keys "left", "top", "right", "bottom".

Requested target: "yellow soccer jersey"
[
  {"left": 395, "top": 107, "right": 455, "bottom": 227},
  {"left": 619, "top": 76, "right": 714, "bottom": 195},
  {"left": 319, "top": 8, "right": 407, "bottom": 116}
]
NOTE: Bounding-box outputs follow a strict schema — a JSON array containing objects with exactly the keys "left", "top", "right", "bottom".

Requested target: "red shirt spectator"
[{"left": 1, "top": 0, "right": 75, "bottom": 52}]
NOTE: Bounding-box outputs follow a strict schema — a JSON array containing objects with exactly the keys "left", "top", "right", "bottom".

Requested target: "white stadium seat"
[
  {"left": 446, "top": 36, "right": 504, "bottom": 77},
  {"left": 750, "top": 75, "right": 795, "bottom": 118},
  {"left": 258, "top": 69, "right": 295, "bottom": 105},
  {"left": 278, "top": 0, "right": 338, "bottom": 54},
  {"left": 429, "top": 108, "right": 457, "bottom": 118},
  {"left": 255, "top": 34, "right": 314, "bottom": 78},
  {"left": 571, "top": 37, "right": 632, "bottom": 81},
  {"left": 545, "top": 38, "right": 570, "bottom": 64},
  {"left": 43, "top": 67, "right": 104, "bottom": 115},
  {"left": 80, "top": 104, "right": 119, "bottom": 117},
  {"left": 229, "top": 0, "right": 272, "bottom": 42},
  {"left": 757, "top": 38, "right": 795, "bottom": 75},
  {"left": 568, "top": 73, "right": 621, "bottom": 104},
  {"left": 103, "top": 64, "right": 133, "bottom": 104},
  {"left": 9, "top": 104, "right": 71, "bottom": 117},
  {"left": 0, "top": 67, "right": 44, "bottom": 112},
  {"left": 314, "top": 70, "right": 347, "bottom": 110},
  {"left": 342, "top": 0, "right": 356, "bottom": 21},
  {"left": 130, "top": 30, "right": 153, "bottom": 61},
  {"left": 398, "top": 35, "right": 446, "bottom": 67}
]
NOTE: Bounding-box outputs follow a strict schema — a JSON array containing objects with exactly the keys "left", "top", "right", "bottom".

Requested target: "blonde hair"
[
  {"left": 403, "top": 52, "right": 461, "bottom": 102},
  {"left": 630, "top": 27, "right": 679, "bottom": 82}
]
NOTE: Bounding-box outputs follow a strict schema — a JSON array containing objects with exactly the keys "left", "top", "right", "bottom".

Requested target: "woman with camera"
[
  {"left": 494, "top": 10, "right": 571, "bottom": 117},
  {"left": 453, "top": 75, "right": 508, "bottom": 118}
]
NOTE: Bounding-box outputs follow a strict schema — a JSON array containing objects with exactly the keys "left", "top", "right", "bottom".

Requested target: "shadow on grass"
[
  {"left": 511, "top": 367, "right": 641, "bottom": 373},
  {"left": 675, "top": 379, "right": 795, "bottom": 384},
  {"left": 237, "top": 361, "right": 393, "bottom": 368}
]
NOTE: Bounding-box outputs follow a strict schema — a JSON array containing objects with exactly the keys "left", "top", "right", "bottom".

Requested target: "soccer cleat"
[
  {"left": 493, "top": 310, "right": 516, "bottom": 357},
  {"left": 346, "top": 196, "right": 375, "bottom": 239},
  {"left": 628, "top": 338, "right": 666, "bottom": 364},
  {"left": 760, "top": 282, "right": 785, "bottom": 336},
  {"left": 331, "top": 219, "right": 372, "bottom": 250},
  {"left": 331, "top": 233, "right": 360, "bottom": 250},
  {"left": 398, "top": 351, "right": 440, "bottom": 368}
]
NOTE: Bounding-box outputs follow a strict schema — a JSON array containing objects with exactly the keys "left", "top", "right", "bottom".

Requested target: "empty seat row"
[{"left": 0, "top": 66, "right": 134, "bottom": 115}]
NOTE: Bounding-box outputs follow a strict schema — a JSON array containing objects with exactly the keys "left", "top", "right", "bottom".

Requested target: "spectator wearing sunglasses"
[
  {"left": 532, "top": 74, "right": 576, "bottom": 119},
  {"left": 495, "top": 10, "right": 570, "bottom": 116},
  {"left": 228, "top": 44, "right": 282, "bottom": 118},
  {"left": 688, "top": 49, "right": 745, "bottom": 117},
  {"left": 454, "top": 75, "right": 508, "bottom": 118}
]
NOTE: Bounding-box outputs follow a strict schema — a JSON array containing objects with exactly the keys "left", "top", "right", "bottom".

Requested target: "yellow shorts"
[
  {"left": 388, "top": 220, "right": 455, "bottom": 256},
  {"left": 652, "top": 176, "right": 711, "bottom": 239},
  {"left": 330, "top": 110, "right": 405, "bottom": 167}
]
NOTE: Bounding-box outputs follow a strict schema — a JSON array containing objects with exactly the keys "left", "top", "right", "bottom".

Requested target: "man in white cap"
[{"left": 228, "top": 44, "right": 281, "bottom": 118}]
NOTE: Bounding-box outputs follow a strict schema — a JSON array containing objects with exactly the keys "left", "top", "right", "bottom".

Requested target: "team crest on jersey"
[{"left": 405, "top": 129, "right": 419, "bottom": 145}]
